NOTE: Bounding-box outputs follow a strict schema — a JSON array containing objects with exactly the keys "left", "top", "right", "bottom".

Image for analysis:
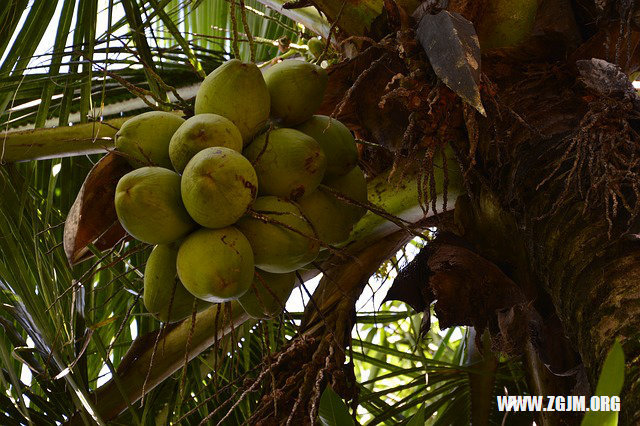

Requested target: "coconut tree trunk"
[
  {"left": 457, "top": 91, "right": 640, "bottom": 421},
  {"left": 449, "top": 18, "right": 640, "bottom": 423}
]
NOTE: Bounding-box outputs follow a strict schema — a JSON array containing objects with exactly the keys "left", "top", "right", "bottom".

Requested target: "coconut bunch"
[{"left": 112, "top": 58, "right": 367, "bottom": 323}]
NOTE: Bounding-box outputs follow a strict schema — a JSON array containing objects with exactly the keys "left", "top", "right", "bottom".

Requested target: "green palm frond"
[{"left": 0, "top": 0, "right": 300, "bottom": 131}]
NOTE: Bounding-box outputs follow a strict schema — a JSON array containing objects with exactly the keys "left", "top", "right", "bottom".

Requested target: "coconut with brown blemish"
[
  {"left": 144, "top": 243, "right": 209, "bottom": 322},
  {"left": 236, "top": 196, "right": 319, "bottom": 273},
  {"left": 115, "top": 111, "right": 185, "bottom": 169},
  {"left": 243, "top": 128, "right": 326, "bottom": 201},
  {"left": 114, "top": 167, "right": 196, "bottom": 244},
  {"left": 169, "top": 113, "right": 243, "bottom": 173},
  {"left": 181, "top": 147, "right": 258, "bottom": 228},
  {"left": 176, "top": 227, "right": 254, "bottom": 302}
]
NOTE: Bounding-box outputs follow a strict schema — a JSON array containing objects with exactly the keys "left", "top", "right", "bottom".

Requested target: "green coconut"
[
  {"left": 297, "top": 189, "right": 352, "bottom": 245},
  {"left": 169, "top": 114, "right": 243, "bottom": 173},
  {"left": 307, "top": 37, "right": 324, "bottom": 59},
  {"left": 238, "top": 271, "right": 295, "bottom": 319},
  {"left": 144, "top": 244, "right": 209, "bottom": 323},
  {"left": 236, "top": 196, "right": 319, "bottom": 273},
  {"left": 181, "top": 147, "right": 258, "bottom": 228},
  {"left": 298, "top": 166, "right": 368, "bottom": 244},
  {"left": 324, "top": 165, "right": 368, "bottom": 223},
  {"left": 263, "top": 59, "right": 328, "bottom": 126},
  {"left": 176, "top": 227, "right": 254, "bottom": 302},
  {"left": 243, "top": 128, "right": 326, "bottom": 200},
  {"left": 115, "top": 111, "right": 185, "bottom": 169},
  {"left": 194, "top": 59, "right": 270, "bottom": 144},
  {"left": 295, "top": 115, "right": 358, "bottom": 177},
  {"left": 115, "top": 167, "right": 196, "bottom": 244},
  {"left": 477, "top": 0, "right": 538, "bottom": 50}
]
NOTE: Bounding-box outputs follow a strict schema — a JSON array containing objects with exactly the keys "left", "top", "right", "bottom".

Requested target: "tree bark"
[{"left": 454, "top": 47, "right": 640, "bottom": 421}]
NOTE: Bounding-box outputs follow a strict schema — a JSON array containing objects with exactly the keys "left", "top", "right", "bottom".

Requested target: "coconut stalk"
[
  {"left": 1, "top": 110, "right": 190, "bottom": 163},
  {"left": 249, "top": 228, "right": 414, "bottom": 424},
  {"left": 0, "top": 118, "right": 126, "bottom": 163}
]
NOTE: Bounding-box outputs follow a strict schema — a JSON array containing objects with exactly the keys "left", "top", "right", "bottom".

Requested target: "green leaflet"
[
  {"left": 581, "top": 341, "right": 625, "bottom": 426},
  {"left": 406, "top": 405, "right": 425, "bottom": 425},
  {"left": 318, "top": 385, "right": 355, "bottom": 426}
]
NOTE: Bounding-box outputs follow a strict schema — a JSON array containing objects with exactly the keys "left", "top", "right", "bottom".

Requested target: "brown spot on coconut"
[
  {"left": 236, "top": 196, "right": 319, "bottom": 273},
  {"left": 181, "top": 147, "right": 258, "bottom": 228},
  {"left": 169, "top": 113, "right": 242, "bottom": 173},
  {"left": 176, "top": 227, "right": 254, "bottom": 302},
  {"left": 243, "top": 128, "right": 326, "bottom": 200},
  {"left": 115, "top": 111, "right": 185, "bottom": 169},
  {"left": 114, "top": 167, "right": 196, "bottom": 244}
]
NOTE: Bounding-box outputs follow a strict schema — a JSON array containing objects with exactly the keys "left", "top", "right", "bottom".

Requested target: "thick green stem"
[
  {"left": 349, "top": 146, "right": 462, "bottom": 247},
  {"left": 1, "top": 110, "right": 185, "bottom": 163},
  {"left": 0, "top": 118, "right": 126, "bottom": 163}
]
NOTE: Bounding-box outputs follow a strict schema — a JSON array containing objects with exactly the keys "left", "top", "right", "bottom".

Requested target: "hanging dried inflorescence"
[{"left": 536, "top": 59, "right": 640, "bottom": 235}]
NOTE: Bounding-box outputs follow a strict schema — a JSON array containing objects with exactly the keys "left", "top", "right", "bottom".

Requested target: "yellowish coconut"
[
  {"left": 169, "top": 114, "right": 242, "bottom": 173},
  {"left": 297, "top": 166, "right": 368, "bottom": 244},
  {"left": 243, "top": 128, "right": 326, "bottom": 200},
  {"left": 307, "top": 38, "right": 324, "bottom": 59},
  {"left": 176, "top": 227, "right": 254, "bottom": 302},
  {"left": 297, "top": 190, "right": 352, "bottom": 245},
  {"left": 115, "top": 111, "right": 185, "bottom": 169},
  {"left": 181, "top": 147, "right": 258, "bottom": 228},
  {"left": 144, "top": 244, "right": 208, "bottom": 323},
  {"left": 194, "top": 59, "right": 270, "bottom": 144},
  {"left": 263, "top": 59, "right": 328, "bottom": 126},
  {"left": 324, "top": 165, "right": 368, "bottom": 223},
  {"left": 238, "top": 271, "right": 295, "bottom": 319},
  {"left": 236, "top": 196, "right": 319, "bottom": 273},
  {"left": 294, "top": 115, "right": 358, "bottom": 177},
  {"left": 114, "top": 167, "right": 196, "bottom": 244}
]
